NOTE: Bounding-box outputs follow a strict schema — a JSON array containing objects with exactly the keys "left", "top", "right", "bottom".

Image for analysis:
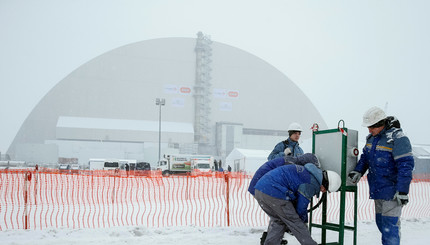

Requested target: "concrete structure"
[{"left": 7, "top": 34, "right": 326, "bottom": 166}]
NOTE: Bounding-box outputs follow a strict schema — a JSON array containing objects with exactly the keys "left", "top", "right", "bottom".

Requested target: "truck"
[
  {"left": 190, "top": 155, "right": 214, "bottom": 173},
  {"left": 157, "top": 154, "right": 214, "bottom": 176}
]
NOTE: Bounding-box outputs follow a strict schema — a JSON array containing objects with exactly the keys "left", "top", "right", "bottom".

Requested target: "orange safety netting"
[{"left": 0, "top": 169, "right": 429, "bottom": 230}]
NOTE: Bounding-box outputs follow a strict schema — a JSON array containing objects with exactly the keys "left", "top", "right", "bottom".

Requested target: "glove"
[
  {"left": 284, "top": 148, "right": 292, "bottom": 156},
  {"left": 348, "top": 171, "right": 362, "bottom": 184},
  {"left": 393, "top": 191, "right": 409, "bottom": 206}
]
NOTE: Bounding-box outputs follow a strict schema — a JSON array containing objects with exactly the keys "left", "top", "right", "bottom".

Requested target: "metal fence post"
[
  {"left": 24, "top": 171, "right": 32, "bottom": 229},
  {"left": 224, "top": 172, "right": 230, "bottom": 226}
]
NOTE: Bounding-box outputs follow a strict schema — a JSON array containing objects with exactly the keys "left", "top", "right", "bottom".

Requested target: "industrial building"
[{"left": 7, "top": 32, "right": 327, "bottom": 167}]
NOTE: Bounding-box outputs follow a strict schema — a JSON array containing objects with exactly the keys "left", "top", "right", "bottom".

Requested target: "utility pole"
[{"left": 155, "top": 98, "right": 165, "bottom": 163}]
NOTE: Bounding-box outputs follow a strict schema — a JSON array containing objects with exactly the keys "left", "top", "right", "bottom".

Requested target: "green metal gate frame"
[{"left": 309, "top": 126, "right": 358, "bottom": 245}]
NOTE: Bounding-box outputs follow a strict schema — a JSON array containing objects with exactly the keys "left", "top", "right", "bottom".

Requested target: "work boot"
[
  {"left": 260, "top": 231, "right": 287, "bottom": 245},
  {"left": 260, "top": 232, "right": 267, "bottom": 245}
]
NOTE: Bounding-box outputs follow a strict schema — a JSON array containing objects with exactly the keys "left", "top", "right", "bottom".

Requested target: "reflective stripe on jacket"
[{"left": 354, "top": 127, "right": 414, "bottom": 199}]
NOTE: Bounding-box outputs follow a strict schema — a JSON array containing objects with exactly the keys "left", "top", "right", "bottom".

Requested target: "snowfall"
[{"left": 0, "top": 217, "right": 429, "bottom": 245}]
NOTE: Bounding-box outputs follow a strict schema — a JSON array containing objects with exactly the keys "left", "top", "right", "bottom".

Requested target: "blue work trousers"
[{"left": 375, "top": 199, "right": 402, "bottom": 245}]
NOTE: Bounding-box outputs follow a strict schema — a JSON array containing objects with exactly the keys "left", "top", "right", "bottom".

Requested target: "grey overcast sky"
[{"left": 1, "top": 0, "right": 429, "bottom": 154}]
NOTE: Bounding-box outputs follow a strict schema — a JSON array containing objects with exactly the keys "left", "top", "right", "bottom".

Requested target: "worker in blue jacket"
[
  {"left": 255, "top": 163, "right": 341, "bottom": 245},
  {"left": 267, "top": 122, "right": 304, "bottom": 160},
  {"left": 248, "top": 153, "right": 319, "bottom": 196},
  {"left": 348, "top": 106, "right": 414, "bottom": 245},
  {"left": 249, "top": 153, "right": 320, "bottom": 244}
]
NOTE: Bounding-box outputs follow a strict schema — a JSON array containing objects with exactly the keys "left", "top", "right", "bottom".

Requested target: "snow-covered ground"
[{"left": 2, "top": 217, "right": 429, "bottom": 245}]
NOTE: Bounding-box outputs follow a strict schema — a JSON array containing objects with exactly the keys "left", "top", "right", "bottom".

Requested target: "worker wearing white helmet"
[
  {"left": 349, "top": 106, "right": 414, "bottom": 245},
  {"left": 255, "top": 163, "right": 341, "bottom": 245},
  {"left": 267, "top": 122, "right": 304, "bottom": 160}
]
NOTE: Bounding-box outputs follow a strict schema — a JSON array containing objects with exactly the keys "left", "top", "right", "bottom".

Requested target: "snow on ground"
[{"left": 1, "top": 218, "right": 429, "bottom": 245}]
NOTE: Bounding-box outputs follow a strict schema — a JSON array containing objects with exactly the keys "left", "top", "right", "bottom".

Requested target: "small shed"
[{"left": 225, "top": 148, "right": 271, "bottom": 174}]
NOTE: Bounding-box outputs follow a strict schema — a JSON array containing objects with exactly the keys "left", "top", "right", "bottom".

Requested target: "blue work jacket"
[
  {"left": 354, "top": 127, "right": 414, "bottom": 200},
  {"left": 267, "top": 138, "right": 304, "bottom": 160},
  {"left": 254, "top": 163, "right": 322, "bottom": 223},
  {"left": 248, "top": 157, "right": 285, "bottom": 196},
  {"left": 248, "top": 153, "right": 320, "bottom": 196}
]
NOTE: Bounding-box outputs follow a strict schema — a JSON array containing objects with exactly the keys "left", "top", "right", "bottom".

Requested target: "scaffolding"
[{"left": 194, "top": 31, "right": 213, "bottom": 145}]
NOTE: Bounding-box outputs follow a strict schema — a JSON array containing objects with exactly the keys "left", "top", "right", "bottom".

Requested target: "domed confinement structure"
[{"left": 7, "top": 33, "right": 326, "bottom": 165}]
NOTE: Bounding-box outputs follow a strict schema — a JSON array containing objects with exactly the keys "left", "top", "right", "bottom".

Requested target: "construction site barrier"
[{"left": 0, "top": 169, "right": 429, "bottom": 230}]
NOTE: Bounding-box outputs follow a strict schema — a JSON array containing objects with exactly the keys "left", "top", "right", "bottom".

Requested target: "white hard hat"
[
  {"left": 362, "top": 106, "right": 387, "bottom": 127},
  {"left": 324, "top": 170, "right": 341, "bottom": 193},
  {"left": 288, "top": 122, "right": 302, "bottom": 132}
]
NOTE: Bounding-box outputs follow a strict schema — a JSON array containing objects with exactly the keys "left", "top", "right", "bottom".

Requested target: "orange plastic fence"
[{"left": 0, "top": 169, "right": 429, "bottom": 230}]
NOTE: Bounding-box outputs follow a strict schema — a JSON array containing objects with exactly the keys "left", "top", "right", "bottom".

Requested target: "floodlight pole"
[{"left": 155, "top": 98, "right": 165, "bottom": 163}]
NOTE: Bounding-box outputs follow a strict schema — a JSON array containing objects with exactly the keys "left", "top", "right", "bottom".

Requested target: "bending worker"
[
  {"left": 348, "top": 106, "right": 414, "bottom": 245},
  {"left": 248, "top": 153, "right": 319, "bottom": 196},
  {"left": 248, "top": 153, "right": 320, "bottom": 244},
  {"left": 254, "top": 163, "right": 341, "bottom": 245},
  {"left": 268, "top": 122, "right": 304, "bottom": 160}
]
